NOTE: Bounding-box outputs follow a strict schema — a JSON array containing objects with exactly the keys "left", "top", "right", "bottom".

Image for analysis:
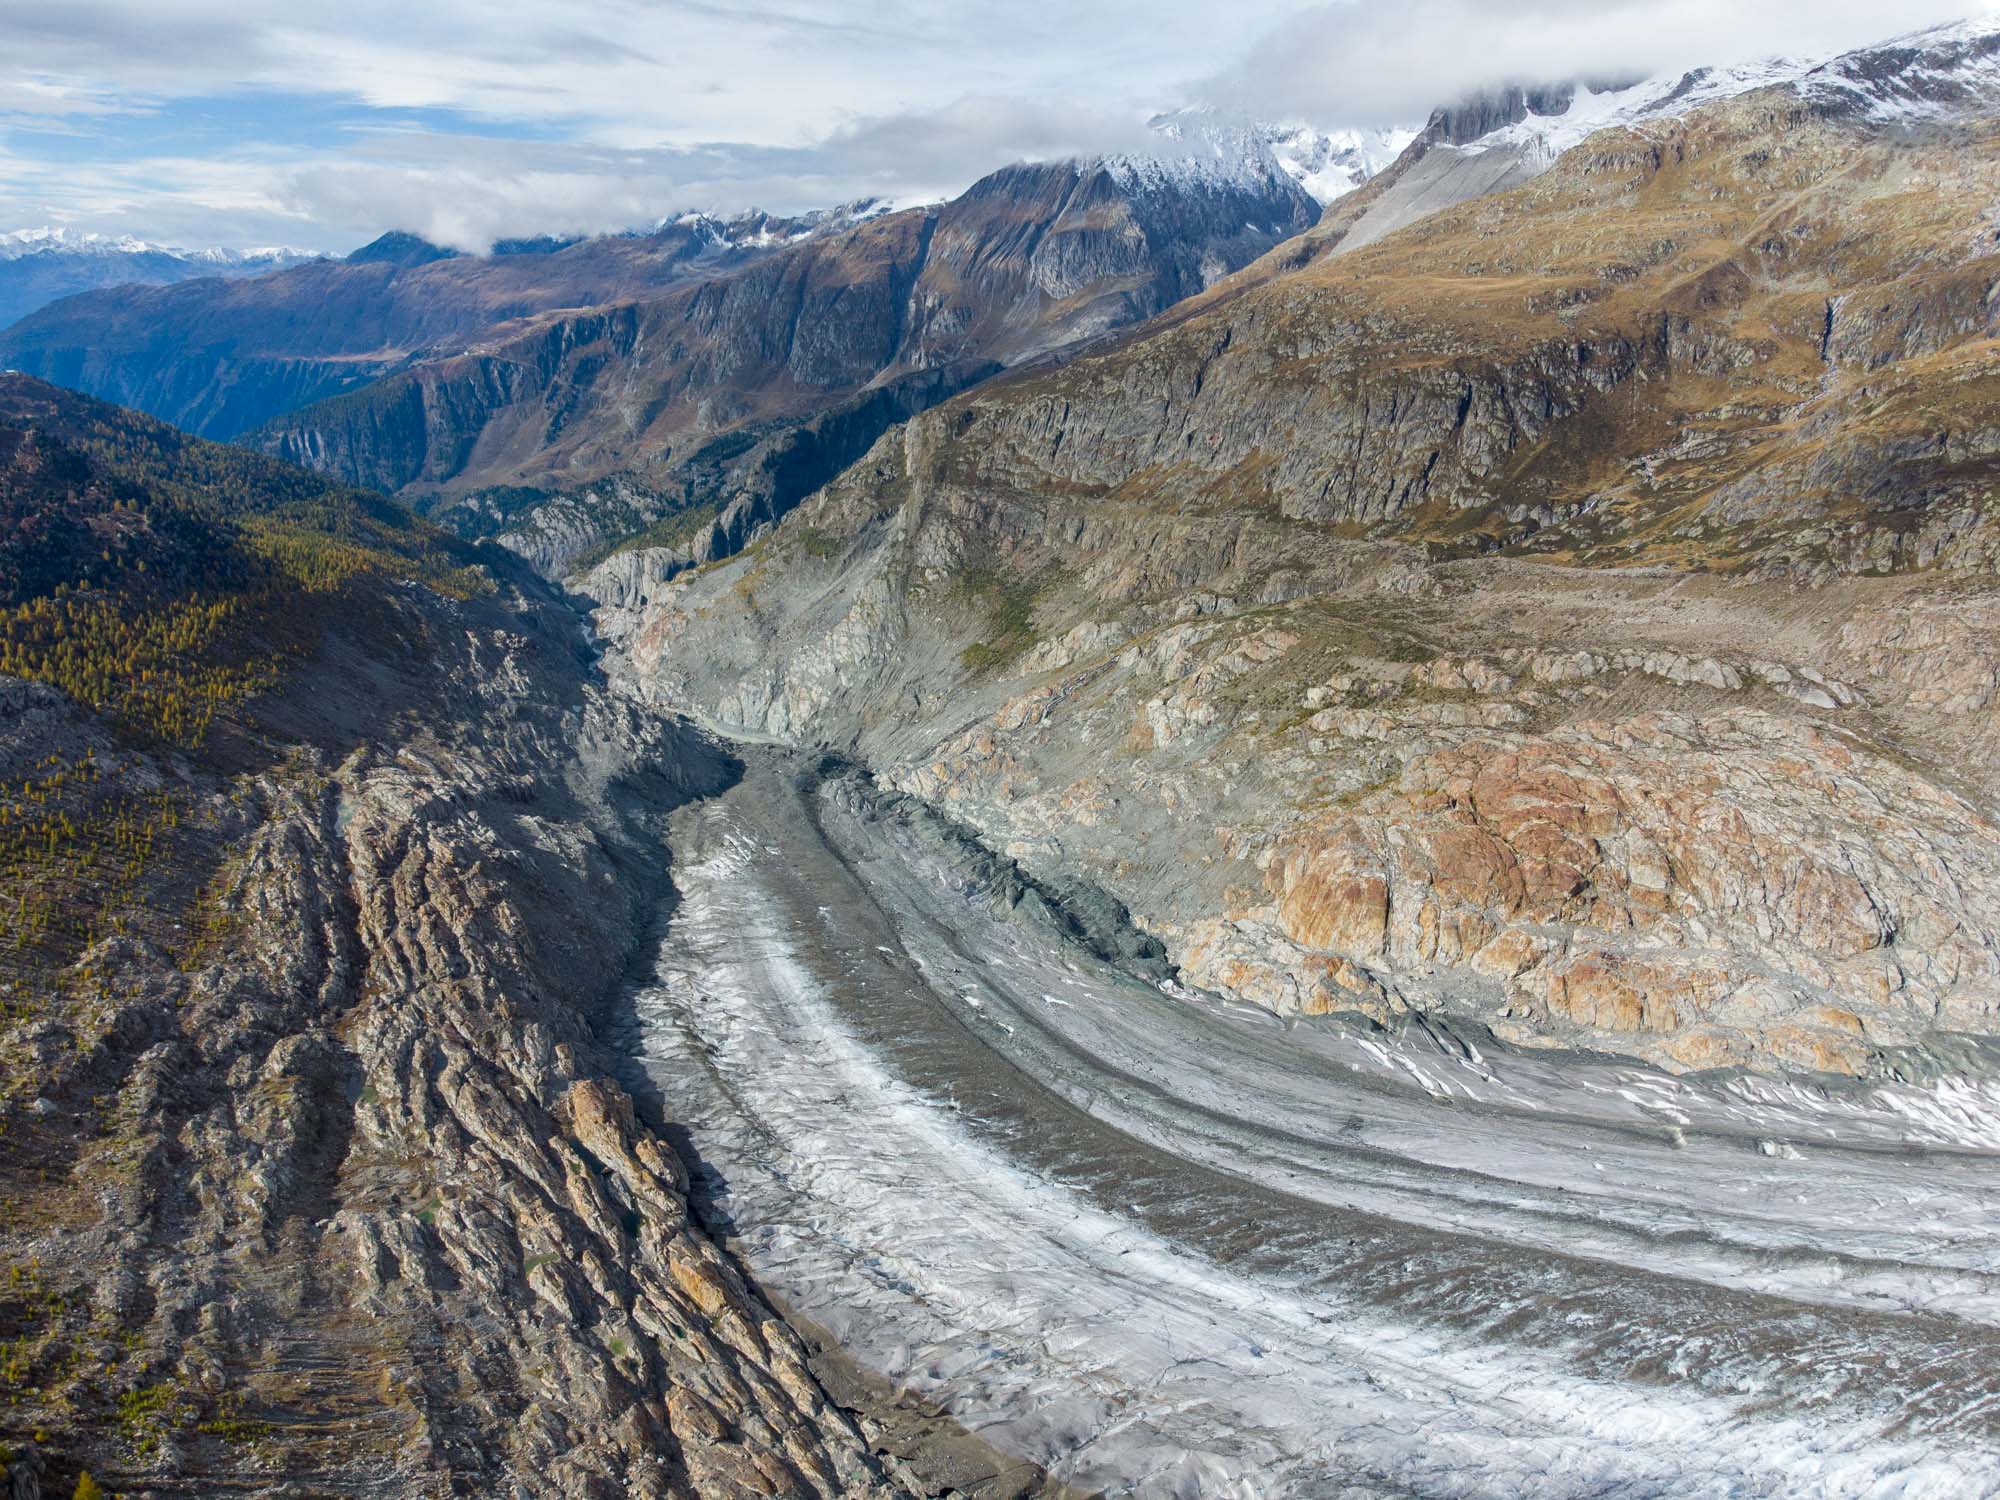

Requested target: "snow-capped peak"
[
  {"left": 0, "top": 226, "right": 316, "bottom": 266},
  {"left": 1802, "top": 16, "right": 2000, "bottom": 122},
  {"left": 1447, "top": 18, "right": 2000, "bottom": 168},
  {"left": 1261, "top": 123, "right": 1418, "bottom": 204},
  {"left": 0, "top": 226, "right": 165, "bottom": 260},
  {"left": 658, "top": 198, "right": 896, "bottom": 249},
  {"left": 178, "top": 244, "right": 316, "bottom": 266},
  {"left": 1109, "top": 110, "right": 1415, "bottom": 206}
]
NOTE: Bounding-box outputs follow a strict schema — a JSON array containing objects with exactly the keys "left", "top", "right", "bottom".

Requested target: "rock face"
[
  {"left": 1416, "top": 83, "right": 1590, "bottom": 149},
  {"left": 424, "top": 362, "right": 991, "bottom": 582},
  {"left": 1248, "top": 710, "right": 1996, "bottom": 1073},
  {"left": 0, "top": 599, "right": 915, "bottom": 1497},
  {"left": 586, "top": 46, "right": 2000, "bottom": 1079}
]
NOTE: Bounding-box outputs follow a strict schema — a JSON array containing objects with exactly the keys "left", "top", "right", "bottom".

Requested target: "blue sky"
[{"left": 0, "top": 0, "right": 1966, "bottom": 254}]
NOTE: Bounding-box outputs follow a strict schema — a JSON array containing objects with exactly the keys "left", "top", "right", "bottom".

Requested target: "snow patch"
[
  {"left": 1115, "top": 109, "right": 1416, "bottom": 206},
  {"left": 1450, "top": 19, "right": 2000, "bottom": 170}
]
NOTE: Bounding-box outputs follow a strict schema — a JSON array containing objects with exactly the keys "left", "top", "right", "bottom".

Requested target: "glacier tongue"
[{"left": 627, "top": 755, "right": 2000, "bottom": 1500}]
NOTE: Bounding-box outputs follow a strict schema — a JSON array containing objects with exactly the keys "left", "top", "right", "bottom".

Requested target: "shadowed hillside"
[{"left": 0, "top": 375, "right": 928, "bottom": 1497}]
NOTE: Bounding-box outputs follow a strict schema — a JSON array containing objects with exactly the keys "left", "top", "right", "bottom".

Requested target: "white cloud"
[
  {"left": 256, "top": 94, "right": 1162, "bottom": 251},
  {"left": 0, "top": 1, "right": 1305, "bottom": 143},
  {"left": 1200, "top": 0, "right": 1969, "bottom": 128},
  {"left": 0, "top": 0, "right": 1978, "bottom": 251}
]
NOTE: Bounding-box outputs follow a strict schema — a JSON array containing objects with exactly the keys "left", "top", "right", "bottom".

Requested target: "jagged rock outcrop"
[
  {"left": 0, "top": 579, "right": 932, "bottom": 1496},
  {"left": 0, "top": 378, "right": 939, "bottom": 1496},
  {"left": 1414, "top": 83, "right": 1587, "bottom": 150}
]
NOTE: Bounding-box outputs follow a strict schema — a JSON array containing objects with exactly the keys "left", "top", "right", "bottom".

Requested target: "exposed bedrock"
[
  {"left": 589, "top": 466, "right": 2000, "bottom": 1078},
  {"left": 582, "top": 90, "right": 2000, "bottom": 1080},
  {"left": 0, "top": 575, "right": 922, "bottom": 1497}
]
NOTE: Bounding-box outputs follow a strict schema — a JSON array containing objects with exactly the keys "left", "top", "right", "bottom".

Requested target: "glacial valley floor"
[{"left": 622, "top": 751, "right": 2000, "bottom": 1500}]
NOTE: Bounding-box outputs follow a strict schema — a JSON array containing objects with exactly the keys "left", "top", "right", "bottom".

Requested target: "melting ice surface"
[{"left": 629, "top": 762, "right": 2000, "bottom": 1499}]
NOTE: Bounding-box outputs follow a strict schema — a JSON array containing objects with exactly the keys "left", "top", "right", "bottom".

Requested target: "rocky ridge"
[
  {"left": 1, "top": 603, "right": 913, "bottom": 1497},
  {"left": 0, "top": 214, "right": 851, "bottom": 442},
  {"left": 240, "top": 148, "right": 1322, "bottom": 583},
  {"left": 0, "top": 380, "right": 997, "bottom": 1497},
  {"left": 1301, "top": 19, "right": 2000, "bottom": 260}
]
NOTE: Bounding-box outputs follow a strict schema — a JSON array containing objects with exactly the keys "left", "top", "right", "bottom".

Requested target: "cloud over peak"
[
  {"left": 0, "top": 0, "right": 1977, "bottom": 253},
  {"left": 1201, "top": 0, "right": 1969, "bottom": 128}
]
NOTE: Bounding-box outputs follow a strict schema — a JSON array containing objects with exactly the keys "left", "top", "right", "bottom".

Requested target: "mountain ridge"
[
  {"left": 582, "top": 27, "right": 2000, "bottom": 1081},
  {"left": 0, "top": 371, "right": 972, "bottom": 1495},
  {"left": 240, "top": 149, "right": 1323, "bottom": 575},
  {"left": 4, "top": 12, "right": 2000, "bottom": 1493}
]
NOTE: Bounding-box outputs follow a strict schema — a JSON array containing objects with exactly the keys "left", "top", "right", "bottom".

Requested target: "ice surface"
[{"left": 627, "top": 765, "right": 2000, "bottom": 1499}]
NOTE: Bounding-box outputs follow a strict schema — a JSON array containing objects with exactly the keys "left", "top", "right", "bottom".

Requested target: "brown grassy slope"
[{"left": 910, "top": 91, "right": 2000, "bottom": 579}]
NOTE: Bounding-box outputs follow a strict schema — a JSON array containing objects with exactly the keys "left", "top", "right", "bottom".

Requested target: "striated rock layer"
[{"left": 0, "top": 574, "right": 920, "bottom": 1497}]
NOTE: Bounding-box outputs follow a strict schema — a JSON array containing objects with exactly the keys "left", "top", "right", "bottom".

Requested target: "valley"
[
  {"left": 589, "top": 26, "right": 2000, "bottom": 1085},
  {"left": 4, "top": 10, "right": 2000, "bottom": 1497}
]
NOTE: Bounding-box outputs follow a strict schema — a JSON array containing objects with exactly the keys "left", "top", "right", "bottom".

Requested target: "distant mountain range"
[
  {"left": 0, "top": 203, "right": 912, "bottom": 336},
  {"left": 0, "top": 116, "right": 1349, "bottom": 574},
  {"left": 22, "top": 16, "right": 1991, "bottom": 589},
  {"left": 0, "top": 109, "right": 1400, "bottom": 338},
  {"left": 0, "top": 110, "right": 1395, "bottom": 423},
  {"left": 0, "top": 227, "right": 319, "bottom": 330}
]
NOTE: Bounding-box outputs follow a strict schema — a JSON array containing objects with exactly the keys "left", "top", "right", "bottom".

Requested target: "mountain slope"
[
  {"left": 0, "top": 373, "right": 492, "bottom": 747},
  {"left": 587, "top": 24, "right": 2000, "bottom": 1080},
  {"left": 251, "top": 148, "right": 1321, "bottom": 575},
  {"left": 0, "top": 213, "right": 870, "bottom": 441},
  {"left": 1308, "top": 18, "right": 2000, "bottom": 259},
  {"left": 0, "top": 375, "right": 935, "bottom": 1496}
]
